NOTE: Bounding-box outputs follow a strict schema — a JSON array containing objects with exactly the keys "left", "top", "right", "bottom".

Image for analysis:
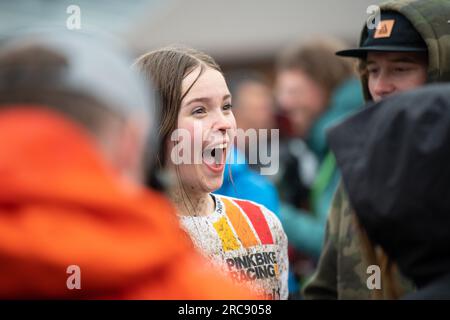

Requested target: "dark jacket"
[{"left": 328, "top": 83, "right": 450, "bottom": 299}]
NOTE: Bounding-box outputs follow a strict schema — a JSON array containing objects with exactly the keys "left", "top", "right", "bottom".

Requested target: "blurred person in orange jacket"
[{"left": 0, "top": 30, "right": 255, "bottom": 299}]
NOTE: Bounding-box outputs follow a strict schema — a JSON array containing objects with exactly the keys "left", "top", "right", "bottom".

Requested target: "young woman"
[{"left": 135, "top": 47, "right": 288, "bottom": 299}]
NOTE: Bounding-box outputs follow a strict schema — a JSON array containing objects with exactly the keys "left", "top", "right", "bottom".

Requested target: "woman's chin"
[
  {"left": 199, "top": 170, "right": 224, "bottom": 193},
  {"left": 205, "top": 177, "right": 224, "bottom": 193}
]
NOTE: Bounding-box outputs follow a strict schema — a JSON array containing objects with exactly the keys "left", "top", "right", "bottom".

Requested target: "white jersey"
[{"left": 178, "top": 194, "right": 289, "bottom": 300}]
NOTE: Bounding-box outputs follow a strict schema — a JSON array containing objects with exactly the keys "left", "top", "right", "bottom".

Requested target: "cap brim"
[{"left": 336, "top": 46, "right": 427, "bottom": 58}]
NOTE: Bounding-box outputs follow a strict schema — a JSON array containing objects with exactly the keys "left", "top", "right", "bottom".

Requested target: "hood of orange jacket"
[{"left": 0, "top": 106, "right": 253, "bottom": 299}]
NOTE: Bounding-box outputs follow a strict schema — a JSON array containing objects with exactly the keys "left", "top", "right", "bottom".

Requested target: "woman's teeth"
[{"left": 215, "top": 143, "right": 227, "bottom": 149}]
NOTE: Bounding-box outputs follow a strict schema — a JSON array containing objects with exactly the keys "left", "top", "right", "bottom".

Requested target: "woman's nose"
[{"left": 213, "top": 110, "right": 234, "bottom": 133}]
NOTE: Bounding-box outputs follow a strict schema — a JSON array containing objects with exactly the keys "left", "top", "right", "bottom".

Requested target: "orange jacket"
[{"left": 0, "top": 106, "right": 255, "bottom": 299}]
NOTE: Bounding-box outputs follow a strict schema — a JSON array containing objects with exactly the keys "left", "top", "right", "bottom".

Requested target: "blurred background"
[{"left": 0, "top": 0, "right": 374, "bottom": 72}]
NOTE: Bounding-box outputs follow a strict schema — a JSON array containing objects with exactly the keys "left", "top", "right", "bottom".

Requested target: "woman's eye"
[
  {"left": 222, "top": 104, "right": 233, "bottom": 111},
  {"left": 192, "top": 107, "right": 206, "bottom": 115}
]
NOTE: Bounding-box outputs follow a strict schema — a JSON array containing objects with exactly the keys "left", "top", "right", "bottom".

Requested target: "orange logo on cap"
[{"left": 374, "top": 19, "right": 395, "bottom": 39}]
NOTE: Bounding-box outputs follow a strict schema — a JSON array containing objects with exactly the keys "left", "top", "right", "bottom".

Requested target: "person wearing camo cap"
[{"left": 303, "top": 0, "right": 450, "bottom": 299}]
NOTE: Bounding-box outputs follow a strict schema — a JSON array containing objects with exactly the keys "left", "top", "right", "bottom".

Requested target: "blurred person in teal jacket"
[{"left": 275, "top": 39, "right": 364, "bottom": 288}]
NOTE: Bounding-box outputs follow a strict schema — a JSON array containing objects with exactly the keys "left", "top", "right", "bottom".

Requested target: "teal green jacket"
[{"left": 280, "top": 77, "right": 363, "bottom": 260}]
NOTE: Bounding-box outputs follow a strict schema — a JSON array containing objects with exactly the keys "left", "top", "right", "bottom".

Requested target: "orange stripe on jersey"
[
  {"left": 233, "top": 199, "right": 274, "bottom": 245},
  {"left": 221, "top": 198, "right": 260, "bottom": 248},
  {"left": 213, "top": 216, "right": 241, "bottom": 251}
]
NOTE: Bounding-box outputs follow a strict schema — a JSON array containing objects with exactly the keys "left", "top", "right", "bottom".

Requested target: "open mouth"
[{"left": 202, "top": 143, "right": 228, "bottom": 173}]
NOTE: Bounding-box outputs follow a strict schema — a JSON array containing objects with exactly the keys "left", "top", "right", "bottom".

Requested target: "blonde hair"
[{"left": 353, "top": 214, "right": 405, "bottom": 299}]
